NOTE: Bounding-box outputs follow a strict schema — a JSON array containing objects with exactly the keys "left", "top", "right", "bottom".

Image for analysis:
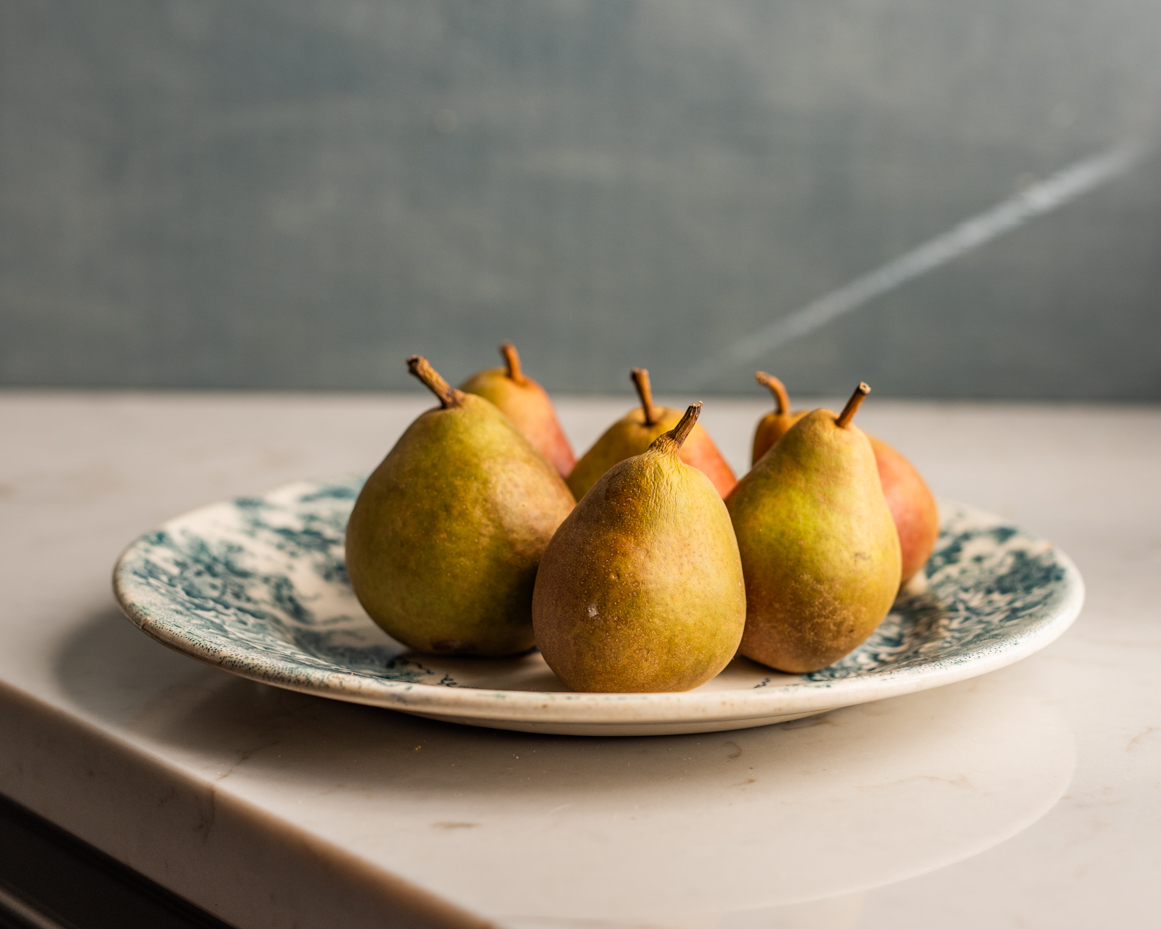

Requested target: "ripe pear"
[
  {"left": 459, "top": 342, "right": 576, "bottom": 478},
  {"left": 751, "top": 371, "right": 807, "bottom": 465},
  {"left": 869, "top": 435, "right": 940, "bottom": 586},
  {"left": 727, "top": 384, "right": 902, "bottom": 673},
  {"left": 345, "top": 356, "right": 575, "bottom": 656},
  {"left": 749, "top": 373, "right": 938, "bottom": 586},
  {"left": 567, "top": 368, "right": 737, "bottom": 501},
  {"left": 533, "top": 404, "right": 746, "bottom": 693}
]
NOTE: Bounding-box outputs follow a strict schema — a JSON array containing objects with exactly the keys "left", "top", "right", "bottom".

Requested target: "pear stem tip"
[
  {"left": 755, "top": 371, "right": 790, "bottom": 415},
  {"left": 653, "top": 401, "right": 701, "bottom": 453},
  {"left": 407, "top": 355, "right": 465, "bottom": 409},
  {"left": 500, "top": 342, "right": 526, "bottom": 383},
  {"left": 836, "top": 382, "right": 870, "bottom": 429},
  {"left": 631, "top": 368, "right": 657, "bottom": 426}
]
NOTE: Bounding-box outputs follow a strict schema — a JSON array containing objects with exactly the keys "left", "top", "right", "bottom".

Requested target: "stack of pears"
[
  {"left": 534, "top": 404, "right": 746, "bottom": 692},
  {"left": 568, "top": 368, "right": 737, "bottom": 500},
  {"left": 727, "top": 385, "right": 902, "bottom": 672},
  {"left": 345, "top": 356, "right": 574, "bottom": 656},
  {"left": 750, "top": 372, "right": 939, "bottom": 586},
  {"left": 344, "top": 348, "right": 942, "bottom": 691}
]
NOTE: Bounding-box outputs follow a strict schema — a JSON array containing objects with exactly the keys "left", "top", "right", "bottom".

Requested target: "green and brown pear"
[
  {"left": 534, "top": 403, "right": 746, "bottom": 693},
  {"left": 749, "top": 372, "right": 938, "bottom": 586},
  {"left": 567, "top": 368, "right": 737, "bottom": 501},
  {"left": 345, "top": 356, "right": 575, "bottom": 656},
  {"left": 459, "top": 342, "right": 576, "bottom": 478},
  {"left": 727, "top": 384, "right": 901, "bottom": 673}
]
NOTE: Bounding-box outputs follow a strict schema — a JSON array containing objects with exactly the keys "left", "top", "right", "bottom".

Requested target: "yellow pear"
[
  {"left": 345, "top": 356, "right": 574, "bottom": 655},
  {"left": 727, "top": 384, "right": 901, "bottom": 672}
]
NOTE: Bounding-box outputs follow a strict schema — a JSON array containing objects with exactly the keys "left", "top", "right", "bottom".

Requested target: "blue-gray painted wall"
[{"left": 3, "top": 1, "right": 1160, "bottom": 398}]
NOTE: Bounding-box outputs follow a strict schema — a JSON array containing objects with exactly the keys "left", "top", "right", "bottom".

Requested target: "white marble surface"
[{"left": 0, "top": 392, "right": 1158, "bottom": 929}]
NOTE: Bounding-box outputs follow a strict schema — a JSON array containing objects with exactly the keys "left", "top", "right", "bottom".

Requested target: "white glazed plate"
[{"left": 113, "top": 478, "right": 1084, "bottom": 736}]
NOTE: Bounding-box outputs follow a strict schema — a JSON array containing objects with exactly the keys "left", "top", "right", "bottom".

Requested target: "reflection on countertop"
[{"left": 55, "top": 607, "right": 1072, "bottom": 927}]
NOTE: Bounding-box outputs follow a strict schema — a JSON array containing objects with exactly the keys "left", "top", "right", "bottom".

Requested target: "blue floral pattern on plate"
[{"left": 113, "top": 478, "right": 1084, "bottom": 735}]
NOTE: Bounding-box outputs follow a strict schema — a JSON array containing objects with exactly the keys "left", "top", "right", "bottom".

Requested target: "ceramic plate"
[{"left": 113, "top": 478, "right": 1083, "bottom": 736}]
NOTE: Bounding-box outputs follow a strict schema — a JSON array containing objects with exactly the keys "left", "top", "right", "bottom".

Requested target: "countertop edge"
[{"left": 0, "top": 678, "right": 495, "bottom": 929}]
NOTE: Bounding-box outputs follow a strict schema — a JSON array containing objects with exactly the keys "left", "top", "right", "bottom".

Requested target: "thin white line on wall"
[{"left": 686, "top": 141, "right": 1142, "bottom": 389}]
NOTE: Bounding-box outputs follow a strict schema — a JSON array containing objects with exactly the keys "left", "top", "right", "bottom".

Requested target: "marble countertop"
[{"left": 1, "top": 392, "right": 1158, "bottom": 929}]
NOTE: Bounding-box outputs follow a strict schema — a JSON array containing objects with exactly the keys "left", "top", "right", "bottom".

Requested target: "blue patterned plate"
[{"left": 113, "top": 478, "right": 1083, "bottom": 736}]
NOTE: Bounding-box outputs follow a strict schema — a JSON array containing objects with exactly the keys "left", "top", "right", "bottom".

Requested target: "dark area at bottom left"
[{"left": 0, "top": 792, "right": 232, "bottom": 929}]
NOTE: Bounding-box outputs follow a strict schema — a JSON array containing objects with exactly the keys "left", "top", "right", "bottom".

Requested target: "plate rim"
[{"left": 113, "top": 482, "right": 1085, "bottom": 728}]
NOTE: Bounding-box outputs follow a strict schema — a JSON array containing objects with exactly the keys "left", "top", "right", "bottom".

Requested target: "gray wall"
[{"left": 3, "top": 0, "right": 1160, "bottom": 398}]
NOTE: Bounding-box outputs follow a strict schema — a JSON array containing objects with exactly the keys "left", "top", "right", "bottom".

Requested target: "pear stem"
[
  {"left": 652, "top": 402, "right": 702, "bottom": 453},
  {"left": 500, "top": 342, "right": 526, "bottom": 384},
  {"left": 755, "top": 371, "right": 790, "bottom": 415},
  {"left": 836, "top": 382, "right": 870, "bottom": 429},
  {"left": 407, "top": 356, "right": 465, "bottom": 409},
  {"left": 631, "top": 368, "right": 657, "bottom": 426}
]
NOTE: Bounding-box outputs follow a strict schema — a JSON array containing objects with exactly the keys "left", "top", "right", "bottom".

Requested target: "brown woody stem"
[
  {"left": 631, "top": 368, "right": 657, "bottom": 426},
  {"left": 836, "top": 382, "right": 870, "bottom": 429},
  {"left": 407, "top": 356, "right": 465, "bottom": 409},
  {"left": 755, "top": 371, "right": 790, "bottom": 415},
  {"left": 500, "top": 342, "right": 526, "bottom": 383},
  {"left": 652, "top": 402, "right": 702, "bottom": 454}
]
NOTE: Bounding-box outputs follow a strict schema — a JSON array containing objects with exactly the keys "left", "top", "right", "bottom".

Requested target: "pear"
[
  {"left": 533, "top": 404, "right": 746, "bottom": 693},
  {"left": 869, "top": 435, "right": 940, "bottom": 586},
  {"left": 749, "top": 373, "right": 938, "bottom": 586},
  {"left": 459, "top": 342, "right": 576, "bottom": 478},
  {"left": 567, "top": 368, "right": 737, "bottom": 501},
  {"left": 751, "top": 371, "right": 807, "bottom": 465},
  {"left": 345, "top": 356, "right": 575, "bottom": 656},
  {"left": 727, "top": 384, "right": 901, "bottom": 673}
]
